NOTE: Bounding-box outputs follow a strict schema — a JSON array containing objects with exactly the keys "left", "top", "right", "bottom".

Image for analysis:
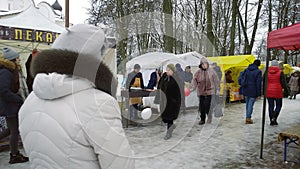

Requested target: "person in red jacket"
[{"left": 266, "top": 60, "right": 289, "bottom": 125}]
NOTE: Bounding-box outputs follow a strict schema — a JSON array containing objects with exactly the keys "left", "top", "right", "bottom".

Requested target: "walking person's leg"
[
  {"left": 205, "top": 95, "right": 212, "bottom": 123},
  {"left": 6, "top": 116, "right": 29, "bottom": 164},
  {"left": 274, "top": 98, "right": 283, "bottom": 125},
  {"left": 245, "top": 97, "right": 255, "bottom": 124},
  {"left": 245, "top": 96, "right": 249, "bottom": 116},
  {"left": 164, "top": 120, "right": 175, "bottom": 140},
  {"left": 245, "top": 96, "right": 251, "bottom": 123},
  {"left": 199, "top": 96, "right": 206, "bottom": 125},
  {"left": 267, "top": 98, "right": 275, "bottom": 125}
]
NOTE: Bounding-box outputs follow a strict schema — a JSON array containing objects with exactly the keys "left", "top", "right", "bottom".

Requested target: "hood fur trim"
[
  {"left": 0, "top": 57, "right": 16, "bottom": 70},
  {"left": 31, "top": 49, "right": 117, "bottom": 96}
]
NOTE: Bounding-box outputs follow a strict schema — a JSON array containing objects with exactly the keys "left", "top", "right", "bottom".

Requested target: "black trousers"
[
  {"left": 0, "top": 116, "right": 19, "bottom": 154},
  {"left": 198, "top": 95, "right": 212, "bottom": 121}
]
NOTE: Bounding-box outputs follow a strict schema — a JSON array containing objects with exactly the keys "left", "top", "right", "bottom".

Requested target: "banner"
[{"left": 0, "top": 26, "right": 60, "bottom": 43}]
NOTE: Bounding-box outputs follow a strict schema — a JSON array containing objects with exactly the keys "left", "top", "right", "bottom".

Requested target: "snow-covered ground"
[{"left": 1, "top": 98, "right": 299, "bottom": 169}]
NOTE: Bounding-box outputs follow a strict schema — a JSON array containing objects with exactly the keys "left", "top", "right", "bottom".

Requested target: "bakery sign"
[{"left": 0, "top": 26, "right": 60, "bottom": 43}]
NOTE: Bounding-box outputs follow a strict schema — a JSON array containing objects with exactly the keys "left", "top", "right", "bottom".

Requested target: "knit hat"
[
  {"left": 253, "top": 59, "right": 261, "bottom": 67},
  {"left": 167, "top": 64, "right": 176, "bottom": 72},
  {"left": 52, "top": 24, "right": 106, "bottom": 58},
  {"left": 2, "top": 47, "right": 19, "bottom": 61},
  {"left": 271, "top": 60, "right": 279, "bottom": 67},
  {"left": 134, "top": 64, "right": 141, "bottom": 69}
]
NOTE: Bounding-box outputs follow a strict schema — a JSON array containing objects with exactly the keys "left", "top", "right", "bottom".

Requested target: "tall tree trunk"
[
  {"left": 206, "top": 0, "right": 215, "bottom": 56},
  {"left": 116, "top": 0, "right": 129, "bottom": 74},
  {"left": 163, "top": 0, "right": 173, "bottom": 53},
  {"left": 229, "top": 0, "right": 238, "bottom": 55},
  {"left": 247, "top": 0, "right": 264, "bottom": 54}
]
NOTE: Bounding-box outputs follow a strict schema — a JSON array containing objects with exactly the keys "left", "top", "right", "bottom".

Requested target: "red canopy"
[{"left": 267, "top": 22, "right": 300, "bottom": 50}]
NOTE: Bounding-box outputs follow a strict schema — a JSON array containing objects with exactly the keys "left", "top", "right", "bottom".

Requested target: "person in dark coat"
[
  {"left": 211, "top": 62, "right": 222, "bottom": 81},
  {"left": 147, "top": 68, "right": 162, "bottom": 89},
  {"left": 0, "top": 47, "right": 29, "bottom": 164},
  {"left": 155, "top": 64, "right": 181, "bottom": 140},
  {"left": 266, "top": 60, "right": 289, "bottom": 125},
  {"left": 184, "top": 66, "right": 193, "bottom": 83},
  {"left": 25, "top": 49, "right": 38, "bottom": 93},
  {"left": 126, "top": 64, "right": 145, "bottom": 121},
  {"left": 175, "top": 63, "right": 186, "bottom": 113},
  {"left": 240, "top": 59, "right": 262, "bottom": 124}
]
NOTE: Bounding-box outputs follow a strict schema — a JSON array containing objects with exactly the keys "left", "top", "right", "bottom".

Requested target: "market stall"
[
  {"left": 123, "top": 51, "right": 205, "bottom": 108},
  {"left": 207, "top": 55, "right": 260, "bottom": 102}
]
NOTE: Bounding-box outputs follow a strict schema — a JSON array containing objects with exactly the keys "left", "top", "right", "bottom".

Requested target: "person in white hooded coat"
[{"left": 19, "top": 24, "right": 135, "bottom": 169}]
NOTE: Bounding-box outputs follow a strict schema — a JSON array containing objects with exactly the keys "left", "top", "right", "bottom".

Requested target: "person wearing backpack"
[{"left": 238, "top": 59, "right": 262, "bottom": 124}]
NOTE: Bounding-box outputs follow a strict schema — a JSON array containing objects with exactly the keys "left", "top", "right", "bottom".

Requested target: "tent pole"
[
  {"left": 65, "top": 0, "right": 69, "bottom": 28},
  {"left": 260, "top": 48, "right": 270, "bottom": 159}
]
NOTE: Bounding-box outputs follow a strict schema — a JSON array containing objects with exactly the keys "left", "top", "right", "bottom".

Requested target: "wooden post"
[{"left": 65, "top": 0, "right": 69, "bottom": 28}]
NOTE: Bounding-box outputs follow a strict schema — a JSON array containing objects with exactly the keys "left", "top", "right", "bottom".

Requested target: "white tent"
[
  {"left": 124, "top": 51, "right": 206, "bottom": 108},
  {"left": 177, "top": 51, "right": 205, "bottom": 67},
  {"left": 0, "top": 5, "right": 64, "bottom": 34},
  {"left": 0, "top": 4, "right": 65, "bottom": 73},
  {"left": 126, "top": 51, "right": 205, "bottom": 73}
]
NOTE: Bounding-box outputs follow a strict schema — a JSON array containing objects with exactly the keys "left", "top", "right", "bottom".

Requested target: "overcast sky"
[{"left": 34, "top": 0, "right": 90, "bottom": 24}]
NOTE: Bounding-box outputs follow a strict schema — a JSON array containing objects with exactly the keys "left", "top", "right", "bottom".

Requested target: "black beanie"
[{"left": 253, "top": 59, "right": 261, "bottom": 67}]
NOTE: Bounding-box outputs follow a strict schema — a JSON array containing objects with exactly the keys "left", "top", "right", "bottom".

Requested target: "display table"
[
  {"left": 278, "top": 123, "right": 300, "bottom": 163},
  {"left": 120, "top": 89, "right": 157, "bottom": 128}
]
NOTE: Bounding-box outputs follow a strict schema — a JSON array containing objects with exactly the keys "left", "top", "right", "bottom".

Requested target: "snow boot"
[
  {"left": 9, "top": 151, "right": 29, "bottom": 164},
  {"left": 269, "top": 114, "right": 275, "bottom": 125},
  {"left": 164, "top": 124, "right": 176, "bottom": 140},
  {"left": 198, "top": 121, "right": 205, "bottom": 125},
  {"left": 245, "top": 118, "right": 253, "bottom": 124}
]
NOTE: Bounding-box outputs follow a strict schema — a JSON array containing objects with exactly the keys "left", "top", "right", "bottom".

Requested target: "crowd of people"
[
  {"left": 0, "top": 23, "right": 299, "bottom": 168},
  {"left": 126, "top": 57, "right": 223, "bottom": 139}
]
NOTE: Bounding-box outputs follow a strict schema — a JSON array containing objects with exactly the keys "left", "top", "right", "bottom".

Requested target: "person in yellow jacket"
[{"left": 126, "top": 64, "right": 145, "bottom": 120}]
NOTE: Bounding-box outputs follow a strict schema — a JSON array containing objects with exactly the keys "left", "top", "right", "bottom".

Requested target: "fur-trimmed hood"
[
  {"left": 31, "top": 49, "right": 117, "bottom": 96},
  {"left": 0, "top": 57, "right": 16, "bottom": 71}
]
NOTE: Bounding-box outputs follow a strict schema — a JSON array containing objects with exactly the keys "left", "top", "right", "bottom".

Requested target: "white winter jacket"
[{"left": 19, "top": 73, "right": 135, "bottom": 169}]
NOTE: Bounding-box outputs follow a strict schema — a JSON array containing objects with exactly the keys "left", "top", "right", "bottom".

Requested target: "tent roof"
[
  {"left": 126, "top": 51, "right": 204, "bottom": 72},
  {"left": 267, "top": 22, "right": 300, "bottom": 50},
  {"left": 207, "top": 55, "right": 256, "bottom": 71},
  {"left": 177, "top": 51, "right": 205, "bottom": 66},
  {"left": 0, "top": 5, "right": 64, "bottom": 33}
]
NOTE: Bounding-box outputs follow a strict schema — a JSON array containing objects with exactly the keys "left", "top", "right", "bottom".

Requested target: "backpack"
[{"left": 238, "top": 69, "right": 248, "bottom": 87}]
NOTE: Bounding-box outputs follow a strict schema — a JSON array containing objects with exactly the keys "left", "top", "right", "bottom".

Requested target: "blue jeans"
[
  {"left": 245, "top": 96, "right": 256, "bottom": 118},
  {"left": 267, "top": 98, "right": 282, "bottom": 118}
]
